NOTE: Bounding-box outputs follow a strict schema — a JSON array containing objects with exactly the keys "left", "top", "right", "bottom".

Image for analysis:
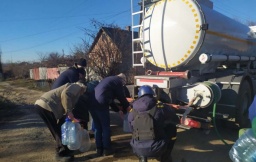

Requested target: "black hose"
[{"left": 212, "top": 102, "right": 229, "bottom": 145}]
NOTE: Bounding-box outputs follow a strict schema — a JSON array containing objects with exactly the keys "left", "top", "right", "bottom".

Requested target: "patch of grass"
[{"left": 6, "top": 79, "right": 50, "bottom": 92}]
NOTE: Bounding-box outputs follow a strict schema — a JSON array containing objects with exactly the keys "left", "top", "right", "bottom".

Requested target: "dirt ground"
[{"left": 0, "top": 81, "right": 239, "bottom": 162}]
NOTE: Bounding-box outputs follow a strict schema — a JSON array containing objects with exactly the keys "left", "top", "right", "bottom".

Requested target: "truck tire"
[{"left": 236, "top": 81, "right": 252, "bottom": 128}]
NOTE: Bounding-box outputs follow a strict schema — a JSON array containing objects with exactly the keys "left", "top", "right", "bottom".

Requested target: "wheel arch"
[
  {"left": 238, "top": 75, "right": 254, "bottom": 99},
  {"left": 236, "top": 75, "right": 254, "bottom": 127}
]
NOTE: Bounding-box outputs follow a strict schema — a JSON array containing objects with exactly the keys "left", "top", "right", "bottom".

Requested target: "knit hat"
[
  {"left": 77, "top": 58, "right": 87, "bottom": 67},
  {"left": 117, "top": 73, "right": 126, "bottom": 85}
]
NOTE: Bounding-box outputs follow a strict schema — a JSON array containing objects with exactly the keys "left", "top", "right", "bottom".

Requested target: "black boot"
[
  {"left": 139, "top": 156, "right": 148, "bottom": 162},
  {"left": 55, "top": 150, "right": 74, "bottom": 162},
  {"left": 103, "top": 148, "right": 114, "bottom": 156},
  {"left": 96, "top": 147, "right": 103, "bottom": 157}
]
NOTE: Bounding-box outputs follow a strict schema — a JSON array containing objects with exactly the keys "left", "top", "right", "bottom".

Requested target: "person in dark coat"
[
  {"left": 128, "top": 85, "right": 179, "bottom": 162},
  {"left": 51, "top": 58, "right": 87, "bottom": 89},
  {"left": 91, "top": 73, "right": 132, "bottom": 156}
]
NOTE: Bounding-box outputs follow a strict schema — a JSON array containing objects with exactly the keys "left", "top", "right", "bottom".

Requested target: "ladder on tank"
[{"left": 131, "top": 0, "right": 145, "bottom": 67}]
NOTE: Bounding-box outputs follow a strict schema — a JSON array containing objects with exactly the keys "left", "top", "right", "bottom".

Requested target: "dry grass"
[
  {"left": 4, "top": 79, "right": 51, "bottom": 92},
  {"left": 0, "top": 79, "right": 46, "bottom": 110}
]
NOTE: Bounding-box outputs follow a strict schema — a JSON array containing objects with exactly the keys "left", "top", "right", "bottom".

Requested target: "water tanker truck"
[{"left": 130, "top": 0, "right": 256, "bottom": 128}]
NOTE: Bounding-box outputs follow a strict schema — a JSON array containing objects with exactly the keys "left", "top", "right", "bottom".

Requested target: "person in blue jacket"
[
  {"left": 51, "top": 58, "right": 87, "bottom": 89},
  {"left": 91, "top": 73, "right": 132, "bottom": 156},
  {"left": 128, "top": 85, "right": 179, "bottom": 162}
]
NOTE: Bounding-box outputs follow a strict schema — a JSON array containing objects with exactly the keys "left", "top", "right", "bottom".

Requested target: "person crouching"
[{"left": 128, "top": 85, "right": 179, "bottom": 162}]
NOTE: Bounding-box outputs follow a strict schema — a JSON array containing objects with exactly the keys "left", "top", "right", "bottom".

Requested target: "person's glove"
[{"left": 67, "top": 112, "right": 80, "bottom": 122}]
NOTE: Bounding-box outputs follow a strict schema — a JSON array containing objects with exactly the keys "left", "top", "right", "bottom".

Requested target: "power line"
[
  {"left": 45, "top": 0, "right": 89, "bottom": 28},
  {"left": 0, "top": 21, "right": 89, "bottom": 43},
  {"left": 212, "top": 0, "right": 254, "bottom": 24},
  {"left": 0, "top": 10, "right": 130, "bottom": 43},
  {"left": 4, "top": 30, "right": 80, "bottom": 53},
  {"left": 2, "top": 9, "right": 130, "bottom": 54},
  {"left": 1, "top": 0, "right": 131, "bottom": 57},
  {"left": 0, "top": 13, "right": 119, "bottom": 23},
  {"left": 0, "top": 10, "right": 131, "bottom": 23}
]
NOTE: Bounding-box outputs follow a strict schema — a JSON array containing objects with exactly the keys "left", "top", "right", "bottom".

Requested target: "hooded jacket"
[{"left": 128, "top": 95, "right": 179, "bottom": 157}]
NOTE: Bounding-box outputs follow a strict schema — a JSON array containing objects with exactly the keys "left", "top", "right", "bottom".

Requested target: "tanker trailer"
[{"left": 130, "top": 0, "right": 256, "bottom": 127}]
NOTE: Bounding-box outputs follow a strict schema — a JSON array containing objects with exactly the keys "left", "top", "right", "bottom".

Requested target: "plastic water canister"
[
  {"left": 67, "top": 121, "right": 82, "bottom": 150},
  {"left": 61, "top": 118, "right": 71, "bottom": 145},
  {"left": 229, "top": 129, "right": 256, "bottom": 162},
  {"left": 123, "top": 113, "right": 132, "bottom": 133},
  {"left": 79, "top": 129, "right": 91, "bottom": 152}
]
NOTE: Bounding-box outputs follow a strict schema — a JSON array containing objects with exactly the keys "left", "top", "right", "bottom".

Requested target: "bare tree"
[
  {"left": 37, "top": 52, "right": 47, "bottom": 67},
  {"left": 37, "top": 52, "right": 73, "bottom": 68},
  {"left": 46, "top": 52, "right": 66, "bottom": 67},
  {"left": 3, "top": 61, "right": 32, "bottom": 79},
  {"left": 84, "top": 20, "right": 133, "bottom": 80},
  {"left": 70, "top": 39, "right": 92, "bottom": 81},
  {"left": 89, "top": 36, "right": 121, "bottom": 78}
]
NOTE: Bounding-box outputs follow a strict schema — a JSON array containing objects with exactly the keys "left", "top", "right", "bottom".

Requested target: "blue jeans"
[{"left": 89, "top": 107, "right": 111, "bottom": 149}]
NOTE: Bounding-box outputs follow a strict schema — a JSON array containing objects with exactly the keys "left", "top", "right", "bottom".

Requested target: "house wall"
[
  {"left": 88, "top": 32, "right": 122, "bottom": 77},
  {"left": 88, "top": 27, "right": 142, "bottom": 84}
]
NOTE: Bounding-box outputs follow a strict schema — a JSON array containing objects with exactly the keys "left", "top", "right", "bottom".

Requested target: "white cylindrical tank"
[{"left": 142, "top": 0, "right": 256, "bottom": 70}]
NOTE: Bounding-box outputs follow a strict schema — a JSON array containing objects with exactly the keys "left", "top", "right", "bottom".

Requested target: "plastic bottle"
[
  {"left": 229, "top": 129, "right": 256, "bottom": 162},
  {"left": 67, "top": 121, "right": 82, "bottom": 150},
  {"left": 79, "top": 129, "right": 91, "bottom": 152},
  {"left": 123, "top": 113, "right": 132, "bottom": 133},
  {"left": 61, "top": 117, "right": 71, "bottom": 145}
]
